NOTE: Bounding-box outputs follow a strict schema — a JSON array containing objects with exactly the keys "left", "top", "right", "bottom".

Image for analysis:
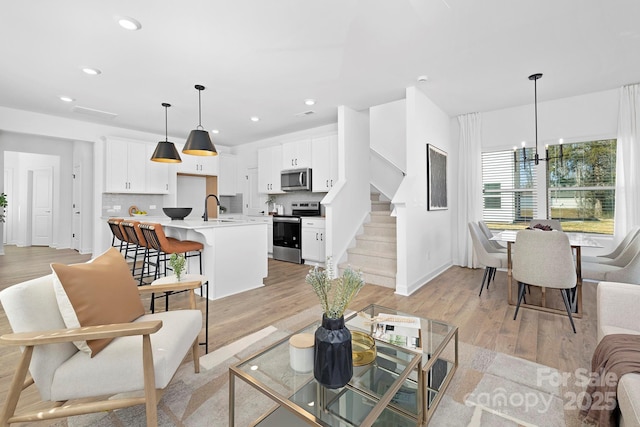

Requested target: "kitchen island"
[{"left": 159, "top": 219, "right": 268, "bottom": 300}]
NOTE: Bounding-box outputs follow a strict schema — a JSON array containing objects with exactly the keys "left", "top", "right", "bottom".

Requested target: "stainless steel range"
[{"left": 272, "top": 201, "right": 321, "bottom": 264}]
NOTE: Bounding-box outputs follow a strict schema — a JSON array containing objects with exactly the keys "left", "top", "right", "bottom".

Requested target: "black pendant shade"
[
  {"left": 151, "top": 103, "right": 182, "bottom": 163},
  {"left": 183, "top": 84, "right": 217, "bottom": 156},
  {"left": 151, "top": 141, "right": 182, "bottom": 163}
]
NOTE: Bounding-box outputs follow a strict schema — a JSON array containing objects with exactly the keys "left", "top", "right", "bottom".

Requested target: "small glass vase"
[{"left": 314, "top": 314, "right": 353, "bottom": 389}]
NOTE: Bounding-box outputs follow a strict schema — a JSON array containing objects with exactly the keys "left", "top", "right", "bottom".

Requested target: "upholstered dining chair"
[
  {"left": 512, "top": 229, "right": 577, "bottom": 333},
  {"left": 478, "top": 220, "right": 507, "bottom": 252},
  {"left": 582, "top": 233, "right": 640, "bottom": 285},
  {"left": 582, "top": 226, "right": 640, "bottom": 264},
  {"left": 529, "top": 219, "right": 563, "bottom": 231},
  {"left": 468, "top": 222, "right": 508, "bottom": 296},
  {"left": 0, "top": 248, "right": 202, "bottom": 426}
]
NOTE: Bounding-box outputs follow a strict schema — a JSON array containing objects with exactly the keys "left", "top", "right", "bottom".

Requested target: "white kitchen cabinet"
[
  {"left": 247, "top": 215, "right": 273, "bottom": 254},
  {"left": 104, "top": 138, "right": 148, "bottom": 193},
  {"left": 258, "top": 145, "right": 283, "bottom": 194},
  {"left": 218, "top": 153, "right": 238, "bottom": 195},
  {"left": 282, "top": 138, "right": 311, "bottom": 169},
  {"left": 302, "top": 218, "right": 325, "bottom": 263},
  {"left": 145, "top": 144, "right": 170, "bottom": 194},
  {"left": 175, "top": 143, "right": 220, "bottom": 175},
  {"left": 311, "top": 134, "right": 338, "bottom": 192}
]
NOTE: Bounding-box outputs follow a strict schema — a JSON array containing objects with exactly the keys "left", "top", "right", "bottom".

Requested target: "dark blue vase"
[{"left": 314, "top": 314, "right": 353, "bottom": 389}]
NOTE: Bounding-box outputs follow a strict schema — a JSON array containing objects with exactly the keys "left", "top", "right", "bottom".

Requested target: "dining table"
[{"left": 491, "top": 230, "right": 601, "bottom": 319}]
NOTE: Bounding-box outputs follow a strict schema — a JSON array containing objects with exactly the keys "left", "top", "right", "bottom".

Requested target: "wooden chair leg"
[
  {"left": 192, "top": 338, "right": 200, "bottom": 374},
  {"left": 142, "top": 334, "right": 158, "bottom": 427},
  {"left": 1, "top": 346, "right": 33, "bottom": 426}
]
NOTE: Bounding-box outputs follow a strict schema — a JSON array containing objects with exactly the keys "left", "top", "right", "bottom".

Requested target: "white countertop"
[{"left": 160, "top": 218, "right": 259, "bottom": 229}]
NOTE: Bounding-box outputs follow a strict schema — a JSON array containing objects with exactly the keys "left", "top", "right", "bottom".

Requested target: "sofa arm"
[
  {"left": 597, "top": 281, "right": 640, "bottom": 341},
  {"left": 0, "top": 320, "right": 162, "bottom": 347}
]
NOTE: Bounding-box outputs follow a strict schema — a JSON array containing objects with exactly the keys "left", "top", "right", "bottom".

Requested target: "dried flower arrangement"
[{"left": 306, "top": 259, "right": 365, "bottom": 319}]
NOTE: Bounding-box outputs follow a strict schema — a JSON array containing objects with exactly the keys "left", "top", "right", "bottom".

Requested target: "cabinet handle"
[
  {"left": 330, "top": 179, "right": 333, "bottom": 187},
  {"left": 315, "top": 232, "right": 318, "bottom": 240},
  {"left": 295, "top": 158, "right": 298, "bottom": 166},
  {"left": 320, "top": 233, "right": 323, "bottom": 241},
  {"left": 291, "top": 159, "right": 294, "bottom": 166},
  {"left": 326, "top": 179, "right": 329, "bottom": 188},
  {"left": 166, "top": 184, "right": 168, "bottom": 190}
]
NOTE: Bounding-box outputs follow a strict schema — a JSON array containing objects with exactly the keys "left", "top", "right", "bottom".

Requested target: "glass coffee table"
[{"left": 229, "top": 304, "right": 458, "bottom": 426}]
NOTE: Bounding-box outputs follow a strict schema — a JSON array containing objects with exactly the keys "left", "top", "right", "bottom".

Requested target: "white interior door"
[
  {"left": 72, "top": 164, "right": 81, "bottom": 251},
  {"left": 3, "top": 168, "right": 12, "bottom": 244},
  {"left": 32, "top": 168, "right": 53, "bottom": 246}
]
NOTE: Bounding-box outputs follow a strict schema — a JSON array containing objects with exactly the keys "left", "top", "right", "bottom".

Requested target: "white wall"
[
  {"left": 1, "top": 135, "right": 70, "bottom": 249},
  {"left": 0, "top": 106, "right": 189, "bottom": 257},
  {"left": 73, "top": 141, "right": 94, "bottom": 254},
  {"left": 370, "top": 99, "right": 406, "bottom": 172},
  {"left": 394, "top": 87, "right": 453, "bottom": 295},
  {"left": 370, "top": 99, "right": 406, "bottom": 199},
  {"left": 482, "top": 89, "right": 619, "bottom": 151},
  {"left": 325, "top": 106, "right": 371, "bottom": 266}
]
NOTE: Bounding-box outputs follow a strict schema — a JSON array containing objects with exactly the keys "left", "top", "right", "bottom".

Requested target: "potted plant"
[
  {"left": 306, "top": 259, "right": 365, "bottom": 388},
  {"left": 0, "top": 193, "right": 7, "bottom": 223},
  {"left": 169, "top": 253, "right": 186, "bottom": 281}
]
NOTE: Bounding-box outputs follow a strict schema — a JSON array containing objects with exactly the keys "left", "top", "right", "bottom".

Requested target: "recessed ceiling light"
[
  {"left": 211, "top": 129, "right": 220, "bottom": 134},
  {"left": 417, "top": 75, "right": 429, "bottom": 82},
  {"left": 59, "top": 96, "right": 75, "bottom": 102},
  {"left": 117, "top": 17, "right": 142, "bottom": 31},
  {"left": 82, "top": 67, "right": 102, "bottom": 76},
  {"left": 250, "top": 116, "right": 260, "bottom": 122},
  {"left": 304, "top": 99, "right": 316, "bottom": 106}
]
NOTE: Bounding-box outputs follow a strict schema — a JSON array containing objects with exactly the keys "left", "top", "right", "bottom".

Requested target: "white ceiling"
[{"left": 1, "top": 0, "right": 639, "bottom": 146}]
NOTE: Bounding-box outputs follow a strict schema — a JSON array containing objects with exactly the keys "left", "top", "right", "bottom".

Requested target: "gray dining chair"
[
  {"left": 582, "top": 234, "right": 640, "bottom": 284},
  {"left": 512, "top": 229, "right": 577, "bottom": 333},
  {"left": 582, "top": 226, "right": 640, "bottom": 264},
  {"left": 468, "top": 222, "right": 508, "bottom": 296},
  {"left": 529, "top": 219, "right": 563, "bottom": 231},
  {"left": 478, "top": 220, "right": 507, "bottom": 252}
]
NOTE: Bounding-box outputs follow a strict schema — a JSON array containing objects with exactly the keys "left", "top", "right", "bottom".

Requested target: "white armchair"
[
  {"left": 0, "top": 251, "right": 203, "bottom": 426},
  {"left": 597, "top": 282, "right": 640, "bottom": 427}
]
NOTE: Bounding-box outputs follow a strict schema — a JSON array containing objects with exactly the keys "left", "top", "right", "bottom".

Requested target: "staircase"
[{"left": 340, "top": 193, "right": 397, "bottom": 289}]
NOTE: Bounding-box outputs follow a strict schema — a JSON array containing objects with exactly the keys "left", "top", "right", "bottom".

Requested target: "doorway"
[{"left": 31, "top": 167, "right": 53, "bottom": 246}]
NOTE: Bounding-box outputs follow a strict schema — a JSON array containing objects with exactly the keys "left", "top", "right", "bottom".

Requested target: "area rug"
[{"left": 54, "top": 307, "right": 587, "bottom": 427}]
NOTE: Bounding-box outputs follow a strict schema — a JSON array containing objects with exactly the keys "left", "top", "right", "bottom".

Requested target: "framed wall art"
[{"left": 427, "top": 144, "right": 447, "bottom": 210}]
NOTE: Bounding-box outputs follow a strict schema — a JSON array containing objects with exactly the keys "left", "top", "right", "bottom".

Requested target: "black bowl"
[{"left": 163, "top": 207, "right": 192, "bottom": 220}]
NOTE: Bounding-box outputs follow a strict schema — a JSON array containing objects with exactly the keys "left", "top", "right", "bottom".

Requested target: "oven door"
[{"left": 273, "top": 216, "right": 303, "bottom": 263}]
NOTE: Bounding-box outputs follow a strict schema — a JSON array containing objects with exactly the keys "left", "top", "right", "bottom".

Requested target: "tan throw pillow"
[{"left": 51, "top": 247, "right": 145, "bottom": 357}]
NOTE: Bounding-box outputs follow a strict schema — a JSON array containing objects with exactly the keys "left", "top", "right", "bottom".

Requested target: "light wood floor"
[{"left": 0, "top": 245, "right": 598, "bottom": 423}]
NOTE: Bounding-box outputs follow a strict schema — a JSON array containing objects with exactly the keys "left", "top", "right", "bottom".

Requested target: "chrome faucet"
[{"left": 203, "top": 194, "right": 220, "bottom": 221}]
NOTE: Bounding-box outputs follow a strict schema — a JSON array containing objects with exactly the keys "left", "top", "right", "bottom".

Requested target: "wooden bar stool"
[
  {"left": 120, "top": 220, "right": 152, "bottom": 280},
  {"left": 138, "top": 223, "right": 204, "bottom": 311},
  {"left": 106, "top": 218, "right": 126, "bottom": 253}
]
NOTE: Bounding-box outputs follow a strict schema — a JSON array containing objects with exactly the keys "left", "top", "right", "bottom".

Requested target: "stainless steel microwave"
[{"left": 281, "top": 168, "right": 312, "bottom": 191}]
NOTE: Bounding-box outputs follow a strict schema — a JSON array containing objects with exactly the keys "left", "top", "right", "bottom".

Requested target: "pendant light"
[
  {"left": 151, "top": 103, "right": 181, "bottom": 163},
  {"left": 513, "top": 73, "right": 563, "bottom": 166},
  {"left": 183, "top": 84, "right": 217, "bottom": 156},
  {"left": 151, "top": 103, "right": 182, "bottom": 163}
]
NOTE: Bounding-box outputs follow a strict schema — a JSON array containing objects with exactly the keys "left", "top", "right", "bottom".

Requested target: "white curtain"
[
  {"left": 614, "top": 84, "right": 640, "bottom": 242},
  {"left": 456, "top": 113, "right": 483, "bottom": 268}
]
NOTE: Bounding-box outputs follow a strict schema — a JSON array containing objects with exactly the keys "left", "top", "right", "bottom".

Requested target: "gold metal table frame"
[{"left": 229, "top": 304, "right": 458, "bottom": 426}]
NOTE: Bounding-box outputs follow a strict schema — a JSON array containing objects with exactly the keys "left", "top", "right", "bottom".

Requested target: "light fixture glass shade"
[
  {"left": 151, "top": 141, "right": 182, "bottom": 163},
  {"left": 183, "top": 129, "right": 217, "bottom": 156}
]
